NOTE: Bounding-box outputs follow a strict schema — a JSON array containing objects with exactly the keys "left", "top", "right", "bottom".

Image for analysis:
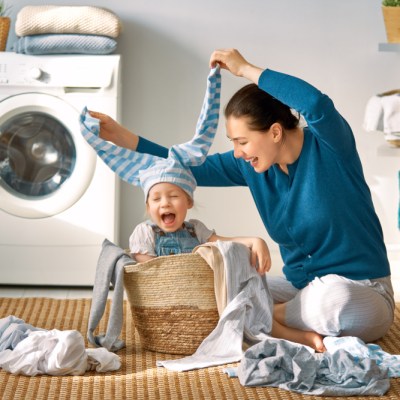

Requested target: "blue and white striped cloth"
[{"left": 80, "top": 65, "right": 221, "bottom": 200}]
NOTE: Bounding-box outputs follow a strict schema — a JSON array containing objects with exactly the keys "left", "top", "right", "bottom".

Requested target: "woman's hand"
[
  {"left": 88, "top": 110, "right": 139, "bottom": 150},
  {"left": 248, "top": 237, "right": 271, "bottom": 275},
  {"left": 209, "top": 48, "right": 263, "bottom": 83}
]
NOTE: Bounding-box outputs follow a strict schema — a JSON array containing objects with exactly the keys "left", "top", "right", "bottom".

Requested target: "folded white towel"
[
  {"left": 15, "top": 5, "right": 122, "bottom": 38},
  {"left": 381, "top": 94, "right": 400, "bottom": 134},
  {"left": 363, "top": 93, "right": 400, "bottom": 134},
  {"left": 363, "top": 95, "right": 384, "bottom": 132}
]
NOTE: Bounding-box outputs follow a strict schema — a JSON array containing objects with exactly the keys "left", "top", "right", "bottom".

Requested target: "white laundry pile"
[
  {"left": 0, "top": 315, "right": 120, "bottom": 376},
  {"left": 363, "top": 92, "right": 400, "bottom": 143}
]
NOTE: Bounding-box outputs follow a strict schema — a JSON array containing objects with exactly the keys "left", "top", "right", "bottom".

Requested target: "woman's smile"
[{"left": 246, "top": 156, "right": 259, "bottom": 168}]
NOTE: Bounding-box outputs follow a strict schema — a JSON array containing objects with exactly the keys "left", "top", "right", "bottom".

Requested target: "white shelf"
[
  {"left": 377, "top": 143, "right": 400, "bottom": 157},
  {"left": 379, "top": 43, "right": 400, "bottom": 52}
]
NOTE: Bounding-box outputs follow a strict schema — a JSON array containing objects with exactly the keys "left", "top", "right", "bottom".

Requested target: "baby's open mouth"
[{"left": 162, "top": 213, "right": 176, "bottom": 224}]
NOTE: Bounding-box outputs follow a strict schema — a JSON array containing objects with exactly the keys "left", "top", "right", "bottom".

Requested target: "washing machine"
[{"left": 0, "top": 53, "right": 121, "bottom": 286}]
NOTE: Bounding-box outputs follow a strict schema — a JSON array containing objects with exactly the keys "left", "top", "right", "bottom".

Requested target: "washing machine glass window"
[
  {"left": 0, "top": 92, "right": 97, "bottom": 219},
  {"left": 0, "top": 111, "right": 76, "bottom": 198}
]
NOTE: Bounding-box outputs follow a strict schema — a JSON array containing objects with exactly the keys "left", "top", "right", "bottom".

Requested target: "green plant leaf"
[{"left": 383, "top": 0, "right": 400, "bottom": 6}]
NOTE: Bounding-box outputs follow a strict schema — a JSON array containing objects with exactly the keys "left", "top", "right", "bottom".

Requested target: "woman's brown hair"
[{"left": 224, "top": 83, "right": 299, "bottom": 131}]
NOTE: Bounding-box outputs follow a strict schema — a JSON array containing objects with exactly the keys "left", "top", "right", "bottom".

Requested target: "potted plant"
[
  {"left": 0, "top": 0, "right": 11, "bottom": 51},
  {"left": 382, "top": 0, "right": 400, "bottom": 43}
]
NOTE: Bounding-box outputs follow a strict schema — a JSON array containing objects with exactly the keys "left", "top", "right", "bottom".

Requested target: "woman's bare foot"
[
  {"left": 298, "top": 330, "right": 326, "bottom": 352},
  {"left": 271, "top": 319, "right": 326, "bottom": 352}
]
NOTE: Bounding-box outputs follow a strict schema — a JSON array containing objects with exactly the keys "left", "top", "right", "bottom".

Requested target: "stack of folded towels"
[
  {"left": 363, "top": 91, "right": 400, "bottom": 147},
  {"left": 12, "top": 5, "right": 122, "bottom": 55}
]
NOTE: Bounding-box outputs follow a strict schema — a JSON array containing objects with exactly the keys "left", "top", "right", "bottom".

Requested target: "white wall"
[{"left": 6, "top": 0, "right": 400, "bottom": 275}]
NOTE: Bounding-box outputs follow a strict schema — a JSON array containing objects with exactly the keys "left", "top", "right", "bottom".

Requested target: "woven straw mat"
[{"left": 1, "top": 297, "right": 400, "bottom": 400}]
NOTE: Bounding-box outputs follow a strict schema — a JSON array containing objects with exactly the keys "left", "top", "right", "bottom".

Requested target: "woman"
[{"left": 90, "top": 49, "right": 394, "bottom": 352}]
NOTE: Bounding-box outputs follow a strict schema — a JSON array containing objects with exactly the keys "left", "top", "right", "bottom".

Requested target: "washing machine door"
[{"left": 0, "top": 93, "right": 96, "bottom": 218}]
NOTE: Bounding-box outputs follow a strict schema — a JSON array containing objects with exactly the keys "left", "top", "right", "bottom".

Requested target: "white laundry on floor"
[{"left": 0, "top": 315, "right": 120, "bottom": 376}]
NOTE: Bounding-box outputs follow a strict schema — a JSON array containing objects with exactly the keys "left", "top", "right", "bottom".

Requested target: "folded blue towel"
[{"left": 13, "top": 33, "right": 117, "bottom": 55}]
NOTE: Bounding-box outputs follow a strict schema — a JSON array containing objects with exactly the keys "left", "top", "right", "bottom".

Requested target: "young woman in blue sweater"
[{"left": 91, "top": 49, "right": 394, "bottom": 352}]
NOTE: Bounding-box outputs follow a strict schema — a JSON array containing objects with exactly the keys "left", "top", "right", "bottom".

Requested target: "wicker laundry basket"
[{"left": 124, "top": 253, "right": 219, "bottom": 355}]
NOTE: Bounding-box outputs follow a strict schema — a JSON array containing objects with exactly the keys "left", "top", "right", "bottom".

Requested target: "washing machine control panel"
[
  {"left": 0, "top": 55, "right": 116, "bottom": 89},
  {"left": 0, "top": 62, "right": 9, "bottom": 84},
  {"left": 27, "top": 67, "right": 43, "bottom": 81},
  {"left": 0, "top": 61, "right": 52, "bottom": 85}
]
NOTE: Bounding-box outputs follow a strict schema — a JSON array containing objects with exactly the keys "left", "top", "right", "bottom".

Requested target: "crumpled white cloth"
[{"left": 0, "top": 316, "right": 120, "bottom": 376}]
